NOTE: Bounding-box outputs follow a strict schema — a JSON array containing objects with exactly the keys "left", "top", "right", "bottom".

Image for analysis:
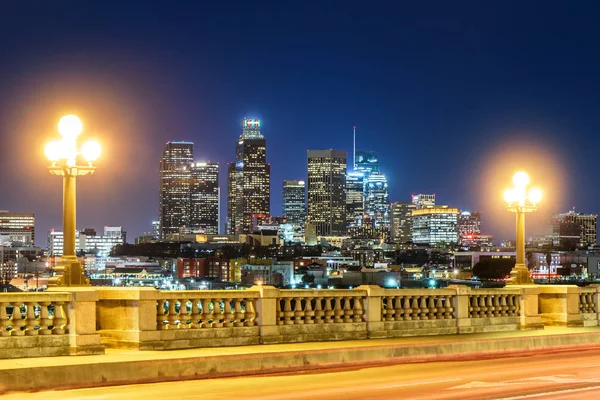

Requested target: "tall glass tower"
[
  {"left": 282, "top": 180, "right": 306, "bottom": 228},
  {"left": 307, "top": 149, "right": 347, "bottom": 236},
  {"left": 159, "top": 142, "right": 193, "bottom": 239},
  {"left": 227, "top": 118, "right": 270, "bottom": 234}
]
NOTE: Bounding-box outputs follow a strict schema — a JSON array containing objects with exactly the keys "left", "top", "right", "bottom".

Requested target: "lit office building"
[
  {"left": 390, "top": 202, "right": 416, "bottom": 243},
  {"left": 190, "top": 162, "right": 219, "bottom": 234},
  {"left": 47, "top": 226, "right": 126, "bottom": 257},
  {"left": 307, "top": 149, "right": 347, "bottom": 236},
  {"left": 355, "top": 150, "right": 379, "bottom": 176},
  {"left": 151, "top": 221, "right": 160, "bottom": 239},
  {"left": 0, "top": 211, "right": 35, "bottom": 246},
  {"left": 364, "top": 172, "right": 390, "bottom": 228},
  {"left": 552, "top": 209, "right": 598, "bottom": 248},
  {"left": 345, "top": 171, "right": 365, "bottom": 228},
  {"left": 226, "top": 162, "right": 237, "bottom": 234},
  {"left": 228, "top": 118, "right": 271, "bottom": 234},
  {"left": 282, "top": 180, "right": 306, "bottom": 229},
  {"left": 458, "top": 211, "right": 481, "bottom": 246},
  {"left": 412, "top": 194, "right": 435, "bottom": 209},
  {"left": 159, "top": 142, "right": 194, "bottom": 239},
  {"left": 412, "top": 206, "right": 459, "bottom": 245}
]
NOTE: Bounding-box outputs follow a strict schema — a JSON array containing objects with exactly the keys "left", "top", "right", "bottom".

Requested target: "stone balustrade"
[
  {"left": 3, "top": 284, "right": 600, "bottom": 359},
  {"left": 0, "top": 289, "right": 104, "bottom": 359},
  {"left": 156, "top": 291, "right": 257, "bottom": 329},
  {"left": 538, "top": 285, "right": 600, "bottom": 327}
]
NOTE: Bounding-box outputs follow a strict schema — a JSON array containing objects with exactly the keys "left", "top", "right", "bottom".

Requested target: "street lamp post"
[
  {"left": 45, "top": 115, "right": 101, "bottom": 286},
  {"left": 504, "top": 171, "right": 542, "bottom": 285}
]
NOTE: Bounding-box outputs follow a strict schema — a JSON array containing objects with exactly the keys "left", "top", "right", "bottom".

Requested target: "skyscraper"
[
  {"left": 228, "top": 118, "right": 270, "bottom": 234},
  {"left": 159, "top": 142, "right": 193, "bottom": 239},
  {"left": 190, "top": 162, "right": 220, "bottom": 234},
  {"left": 390, "top": 202, "right": 416, "bottom": 243},
  {"left": 458, "top": 211, "right": 481, "bottom": 246},
  {"left": 412, "top": 194, "right": 436, "bottom": 209},
  {"left": 364, "top": 172, "right": 390, "bottom": 228},
  {"left": 345, "top": 171, "right": 365, "bottom": 228},
  {"left": 412, "top": 206, "right": 459, "bottom": 245},
  {"left": 282, "top": 180, "right": 306, "bottom": 228},
  {"left": 307, "top": 150, "right": 347, "bottom": 236},
  {"left": 355, "top": 150, "right": 379, "bottom": 176},
  {"left": 159, "top": 142, "right": 220, "bottom": 238},
  {"left": 226, "top": 163, "right": 237, "bottom": 234},
  {"left": 551, "top": 209, "right": 598, "bottom": 248}
]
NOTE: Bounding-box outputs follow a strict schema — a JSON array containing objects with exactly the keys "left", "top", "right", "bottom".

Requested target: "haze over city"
[{"left": 1, "top": 2, "right": 598, "bottom": 246}]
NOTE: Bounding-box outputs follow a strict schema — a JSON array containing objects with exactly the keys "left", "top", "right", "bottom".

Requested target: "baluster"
[
  {"left": 353, "top": 297, "right": 364, "bottom": 322},
  {"left": 276, "top": 298, "right": 283, "bottom": 325},
  {"left": 0, "top": 302, "right": 9, "bottom": 337},
  {"left": 403, "top": 297, "right": 412, "bottom": 320},
  {"left": 10, "top": 303, "right": 25, "bottom": 336},
  {"left": 343, "top": 296, "right": 353, "bottom": 323},
  {"left": 393, "top": 296, "right": 403, "bottom": 321},
  {"left": 499, "top": 295, "right": 507, "bottom": 316},
  {"left": 167, "top": 300, "right": 179, "bottom": 329},
  {"left": 233, "top": 299, "right": 244, "bottom": 327},
  {"left": 244, "top": 298, "right": 256, "bottom": 326},
  {"left": 190, "top": 299, "right": 201, "bottom": 328},
  {"left": 304, "top": 297, "right": 315, "bottom": 324},
  {"left": 314, "top": 297, "right": 324, "bottom": 324},
  {"left": 478, "top": 296, "right": 487, "bottom": 317},
  {"left": 52, "top": 302, "right": 67, "bottom": 334},
  {"left": 419, "top": 296, "right": 428, "bottom": 320},
  {"left": 510, "top": 295, "right": 519, "bottom": 315},
  {"left": 469, "top": 296, "right": 476, "bottom": 317},
  {"left": 435, "top": 297, "right": 444, "bottom": 319},
  {"left": 156, "top": 299, "right": 166, "bottom": 330},
  {"left": 293, "top": 297, "right": 305, "bottom": 325},
  {"left": 212, "top": 298, "right": 224, "bottom": 328},
  {"left": 25, "top": 302, "right": 38, "bottom": 336},
  {"left": 333, "top": 297, "right": 344, "bottom": 323},
  {"left": 410, "top": 297, "right": 420, "bottom": 319},
  {"left": 222, "top": 298, "right": 234, "bottom": 327},
  {"left": 323, "top": 297, "right": 334, "bottom": 323},
  {"left": 385, "top": 296, "right": 394, "bottom": 321},
  {"left": 427, "top": 297, "right": 436, "bottom": 319},
  {"left": 180, "top": 299, "right": 192, "bottom": 329},
  {"left": 283, "top": 298, "right": 294, "bottom": 325},
  {"left": 444, "top": 296, "right": 454, "bottom": 319},
  {"left": 201, "top": 299, "right": 212, "bottom": 328},
  {"left": 485, "top": 296, "right": 494, "bottom": 317},
  {"left": 38, "top": 302, "right": 52, "bottom": 335}
]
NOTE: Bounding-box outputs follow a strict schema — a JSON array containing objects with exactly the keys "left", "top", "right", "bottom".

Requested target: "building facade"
[
  {"left": 345, "top": 171, "right": 365, "bottom": 229},
  {"left": 363, "top": 172, "right": 390, "bottom": 228},
  {"left": 47, "top": 226, "right": 126, "bottom": 256},
  {"left": 0, "top": 211, "right": 35, "bottom": 246},
  {"left": 158, "top": 142, "right": 194, "bottom": 239},
  {"left": 190, "top": 162, "right": 219, "bottom": 234},
  {"left": 551, "top": 209, "right": 598, "bottom": 248},
  {"left": 458, "top": 211, "right": 482, "bottom": 246},
  {"left": 390, "top": 202, "right": 416, "bottom": 243},
  {"left": 307, "top": 149, "right": 347, "bottom": 236},
  {"left": 282, "top": 180, "right": 306, "bottom": 229},
  {"left": 159, "top": 142, "right": 220, "bottom": 238},
  {"left": 411, "top": 206, "right": 459, "bottom": 245},
  {"left": 412, "top": 194, "right": 435, "bottom": 209},
  {"left": 228, "top": 118, "right": 270, "bottom": 234}
]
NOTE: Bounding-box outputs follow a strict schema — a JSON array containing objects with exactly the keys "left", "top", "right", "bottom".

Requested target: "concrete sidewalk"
[{"left": 3, "top": 327, "right": 600, "bottom": 394}]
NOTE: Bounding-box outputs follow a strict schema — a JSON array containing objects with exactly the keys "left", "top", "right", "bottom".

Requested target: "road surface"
[{"left": 5, "top": 349, "right": 600, "bottom": 399}]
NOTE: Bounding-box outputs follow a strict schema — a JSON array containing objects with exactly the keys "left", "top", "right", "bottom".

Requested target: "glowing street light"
[
  {"left": 46, "top": 115, "right": 101, "bottom": 286},
  {"left": 503, "top": 171, "right": 541, "bottom": 285}
]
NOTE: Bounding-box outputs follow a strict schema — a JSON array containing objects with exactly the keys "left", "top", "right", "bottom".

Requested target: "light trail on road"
[{"left": 5, "top": 348, "right": 600, "bottom": 399}]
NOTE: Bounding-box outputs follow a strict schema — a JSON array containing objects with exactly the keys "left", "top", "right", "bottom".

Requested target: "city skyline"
[{"left": 1, "top": 2, "right": 599, "bottom": 246}]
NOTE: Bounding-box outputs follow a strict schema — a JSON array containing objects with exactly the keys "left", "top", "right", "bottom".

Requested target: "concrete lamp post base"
[
  {"left": 48, "top": 256, "right": 90, "bottom": 287},
  {"left": 507, "top": 264, "right": 534, "bottom": 286}
]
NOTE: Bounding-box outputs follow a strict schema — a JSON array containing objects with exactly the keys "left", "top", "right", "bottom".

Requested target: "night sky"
[{"left": 1, "top": 1, "right": 599, "bottom": 247}]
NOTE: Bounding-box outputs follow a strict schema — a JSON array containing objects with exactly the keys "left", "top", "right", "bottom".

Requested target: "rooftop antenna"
[{"left": 353, "top": 126, "right": 356, "bottom": 170}]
